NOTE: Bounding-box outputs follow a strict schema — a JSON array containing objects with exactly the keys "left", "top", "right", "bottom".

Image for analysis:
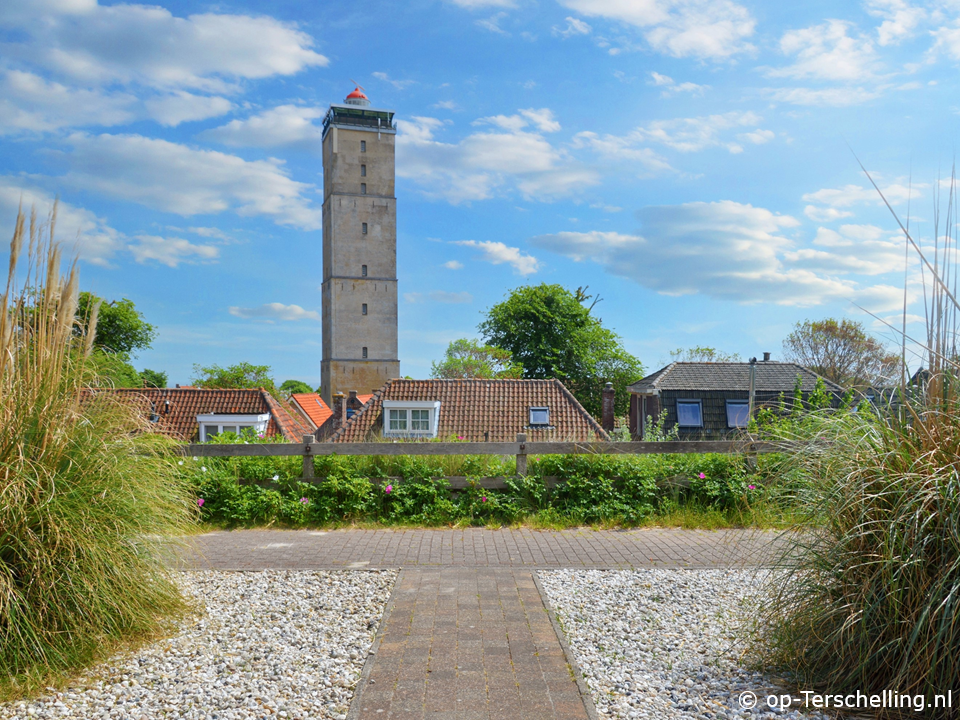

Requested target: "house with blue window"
[{"left": 626, "top": 354, "right": 845, "bottom": 439}]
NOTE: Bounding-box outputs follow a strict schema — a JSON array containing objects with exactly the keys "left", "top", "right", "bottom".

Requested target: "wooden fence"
[{"left": 181, "top": 434, "right": 778, "bottom": 490}]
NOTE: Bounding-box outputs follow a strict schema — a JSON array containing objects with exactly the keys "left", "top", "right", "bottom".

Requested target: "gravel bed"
[
  {"left": 539, "top": 569, "right": 832, "bottom": 720},
  {"left": 0, "top": 570, "right": 397, "bottom": 720}
]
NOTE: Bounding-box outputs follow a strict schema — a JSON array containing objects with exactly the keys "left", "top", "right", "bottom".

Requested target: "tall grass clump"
[
  {"left": 0, "top": 205, "right": 196, "bottom": 698},
  {"left": 757, "top": 171, "right": 960, "bottom": 712}
]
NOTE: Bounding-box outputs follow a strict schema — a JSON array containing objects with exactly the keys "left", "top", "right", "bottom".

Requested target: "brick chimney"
[
  {"left": 763, "top": 351, "right": 771, "bottom": 362},
  {"left": 601, "top": 382, "right": 615, "bottom": 432}
]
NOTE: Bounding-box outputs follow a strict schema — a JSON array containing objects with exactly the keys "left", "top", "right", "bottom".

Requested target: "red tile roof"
[
  {"left": 290, "top": 393, "right": 331, "bottom": 428},
  {"left": 329, "top": 378, "right": 608, "bottom": 442},
  {"left": 90, "top": 388, "right": 310, "bottom": 442}
]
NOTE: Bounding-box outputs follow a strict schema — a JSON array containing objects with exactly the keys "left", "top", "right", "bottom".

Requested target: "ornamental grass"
[
  {"left": 757, "top": 174, "right": 960, "bottom": 715},
  {"left": 0, "top": 205, "right": 196, "bottom": 699}
]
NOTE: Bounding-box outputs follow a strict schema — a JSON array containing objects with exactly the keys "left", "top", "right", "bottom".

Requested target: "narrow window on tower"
[
  {"left": 361, "top": 265, "right": 367, "bottom": 277},
  {"left": 362, "top": 303, "right": 368, "bottom": 315},
  {"left": 361, "top": 164, "right": 366, "bottom": 177},
  {"left": 360, "top": 140, "right": 366, "bottom": 152},
  {"left": 362, "top": 347, "right": 368, "bottom": 358},
  {"left": 361, "top": 183, "right": 366, "bottom": 194},
  {"left": 362, "top": 222, "right": 368, "bottom": 234}
]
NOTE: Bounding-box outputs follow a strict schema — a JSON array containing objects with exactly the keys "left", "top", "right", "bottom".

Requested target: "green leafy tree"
[
  {"left": 89, "top": 352, "right": 143, "bottom": 388},
  {"left": 669, "top": 346, "right": 741, "bottom": 362},
  {"left": 279, "top": 379, "right": 313, "bottom": 396},
  {"left": 430, "top": 339, "right": 523, "bottom": 379},
  {"left": 140, "top": 368, "right": 168, "bottom": 388},
  {"left": 782, "top": 318, "right": 901, "bottom": 389},
  {"left": 192, "top": 362, "right": 277, "bottom": 392},
  {"left": 77, "top": 292, "right": 156, "bottom": 357},
  {"left": 478, "top": 284, "right": 643, "bottom": 417}
]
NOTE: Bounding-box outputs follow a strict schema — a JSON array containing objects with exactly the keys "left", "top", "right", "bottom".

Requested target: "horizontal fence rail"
[{"left": 180, "top": 435, "right": 779, "bottom": 483}]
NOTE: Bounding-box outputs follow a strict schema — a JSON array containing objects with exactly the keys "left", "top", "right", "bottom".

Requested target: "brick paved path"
[
  {"left": 180, "top": 528, "right": 782, "bottom": 720},
  {"left": 180, "top": 527, "right": 783, "bottom": 570}
]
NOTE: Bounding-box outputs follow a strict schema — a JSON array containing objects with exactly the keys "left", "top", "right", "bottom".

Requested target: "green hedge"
[{"left": 180, "top": 434, "right": 778, "bottom": 527}]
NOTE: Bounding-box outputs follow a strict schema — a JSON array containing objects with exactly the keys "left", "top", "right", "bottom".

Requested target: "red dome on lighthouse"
[{"left": 344, "top": 86, "right": 370, "bottom": 106}]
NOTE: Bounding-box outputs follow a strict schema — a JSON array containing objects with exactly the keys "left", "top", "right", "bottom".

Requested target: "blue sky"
[{"left": 1, "top": 0, "right": 957, "bottom": 386}]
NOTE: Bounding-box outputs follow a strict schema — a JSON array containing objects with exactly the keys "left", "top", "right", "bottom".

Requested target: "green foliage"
[
  {"left": 87, "top": 350, "right": 143, "bottom": 387},
  {"left": 1, "top": 205, "right": 195, "bottom": 699},
  {"left": 430, "top": 338, "right": 523, "bottom": 379},
  {"left": 77, "top": 292, "right": 156, "bottom": 357},
  {"left": 669, "top": 346, "right": 742, "bottom": 362},
  {"left": 782, "top": 317, "right": 901, "bottom": 389},
  {"left": 279, "top": 379, "right": 313, "bottom": 396},
  {"left": 192, "top": 361, "right": 277, "bottom": 393},
  {"left": 140, "top": 368, "right": 168, "bottom": 388},
  {"left": 181, "top": 434, "right": 770, "bottom": 529},
  {"left": 478, "top": 283, "right": 643, "bottom": 417}
]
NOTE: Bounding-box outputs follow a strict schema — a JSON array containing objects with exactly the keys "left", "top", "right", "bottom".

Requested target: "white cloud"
[
  {"left": 553, "top": 16, "right": 592, "bottom": 37},
  {"left": 404, "top": 291, "right": 473, "bottom": 304},
  {"left": 578, "top": 111, "right": 767, "bottom": 158},
  {"left": 186, "top": 226, "right": 234, "bottom": 241},
  {"left": 0, "top": 176, "right": 123, "bottom": 266},
  {"left": 1, "top": 4, "right": 328, "bottom": 93},
  {"left": 783, "top": 225, "right": 904, "bottom": 275},
  {"left": 445, "top": 0, "right": 515, "bottom": 6},
  {"left": 558, "top": 0, "right": 756, "bottom": 60},
  {"left": 128, "top": 234, "right": 219, "bottom": 267},
  {"left": 866, "top": 0, "right": 924, "bottom": 46},
  {"left": 229, "top": 303, "right": 321, "bottom": 321},
  {"left": 0, "top": 69, "right": 137, "bottom": 135},
  {"left": 372, "top": 72, "right": 415, "bottom": 90},
  {"left": 200, "top": 105, "right": 324, "bottom": 150},
  {"left": 443, "top": 260, "right": 464, "bottom": 269},
  {"left": 769, "top": 20, "right": 878, "bottom": 82},
  {"left": 804, "top": 205, "right": 855, "bottom": 222},
  {"left": 59, "top": 133, "right": 322, "bottom": 229},
  {"left": 802, "top": 182, "right": 917, "bottom": 207},
  {"left": 738, "top": 129, "right": 774, "bottom": 145},
  {"left": 144, "top": 91, "right": 232, "bottom": 126},
  {"left": 647, "top": 71, "right": 707, "bottom": 96},
  {"left": 433, "top": 100, "right": 461, "bottom": 111},
  {"left": 572, "top": 131, "right": 675, "bottom": 175},
  {"left": 476, "top": 12, "right": 510, "bottom": 35},
  {"left": 396, "top": 114, "right": 597, "bottom": 204},
  {"left": 764, "top": 86, "right": 881, "bottom": 106},
  {"left": 531, "top": 200, "right": 904, "bottom": 310},
  {"left": 452, "top": 240, "right": 540, "bottom": 275}
]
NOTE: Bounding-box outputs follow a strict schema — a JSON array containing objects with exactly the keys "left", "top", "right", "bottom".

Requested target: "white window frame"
[
  {"left": 725, "top": 400, "right": 750, "bottom": 428},
  {"left": 382, "top": 400, "right": 440, "bottom": 438},
  {"left": 197, "top": 413, "right": 270, "bottom": 442},
  {"left": 675, "top": 400, "right": 703, "bottom": 428}
]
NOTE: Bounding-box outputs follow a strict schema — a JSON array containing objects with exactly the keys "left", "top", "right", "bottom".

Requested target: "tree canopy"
[
  {"left": 782, "top": 318, "right": 901, "bottom": 389},
  {"left": 140, "top": 368, "right": 168, "bottom": 389},
  {"left": 669, "top": 346, "right": 742, "bottom": 363},
  {"left": 279, "top": 379, "right": 313, "bottom": 396},
  {"left": 77, "top": 292, "right": 156, "bottom": 357},
  {"left": 192, "top": 362, "right": 277, "bottom": 392},
  {"left": 430, "top": 339, "right": 523, "bottom": 380},
  {"left": 478, "top": 284, "right": 643, "bottom": 417}
]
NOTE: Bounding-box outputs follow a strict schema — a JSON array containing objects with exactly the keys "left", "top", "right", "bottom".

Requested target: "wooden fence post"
[
  {"left": 302, "top": 434, "right": 316, "bottom": 480},
  {"left": 516, "top": 433, "right": 527, "bottom": 477}
]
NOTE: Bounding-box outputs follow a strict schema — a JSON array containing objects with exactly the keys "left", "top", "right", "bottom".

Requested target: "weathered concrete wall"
[{"left": 321, "top": 118, "right": 399, "bottom": 406}]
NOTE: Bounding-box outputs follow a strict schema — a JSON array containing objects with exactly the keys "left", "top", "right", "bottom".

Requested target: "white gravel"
[
  {"left": 0, "top": 570, "right": 397, "bottom": 720},
  {"left": 539, "top": 569, "right": 833, "bottom": 720}
]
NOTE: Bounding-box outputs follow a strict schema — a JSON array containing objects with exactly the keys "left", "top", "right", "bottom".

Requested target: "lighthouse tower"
[{"left": 320, "top": 87, "right": 399, "bottom": 406}]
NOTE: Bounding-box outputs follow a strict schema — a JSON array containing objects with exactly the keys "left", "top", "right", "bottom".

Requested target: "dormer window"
[
  {"left": 529, "top": 406, "right": 549, "bottom": 426},
  {"left": 383, "top": 400, "right": 441, "bottom": 438},
  {"left": 197, "top": 413, "right": 270, "bottom": 442}
]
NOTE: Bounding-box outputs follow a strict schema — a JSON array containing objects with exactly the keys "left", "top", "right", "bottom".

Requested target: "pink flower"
[
  {"left": 748, "top": 485, "right": 756, "bottom": 490},
  {"left": 481, "top": 496, "right": 487, "bottom": 503},
  {"left": 457, "top": 435, "right": 464, "bottom": 440},
  {"left": 385, "top": 484, "right": 393, "bottom": 494},
  {"left": 698, "top": 472, "right": 706, "bottom": 479},
  {"left": 300, "top": 497, "right": 310, "bottom": 504},
  {"left": 197, "top": 498, "right": 204, "bottom": 507}
]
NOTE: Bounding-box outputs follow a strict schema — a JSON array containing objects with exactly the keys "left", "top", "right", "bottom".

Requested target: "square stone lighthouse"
[{"left": 320, "top": 87, "right": 400, "bottom": 406}]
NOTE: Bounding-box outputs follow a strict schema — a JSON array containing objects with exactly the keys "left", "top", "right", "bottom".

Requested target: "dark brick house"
[{"left": 627, "top": 359, "right": 845, "bottom": 438}]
